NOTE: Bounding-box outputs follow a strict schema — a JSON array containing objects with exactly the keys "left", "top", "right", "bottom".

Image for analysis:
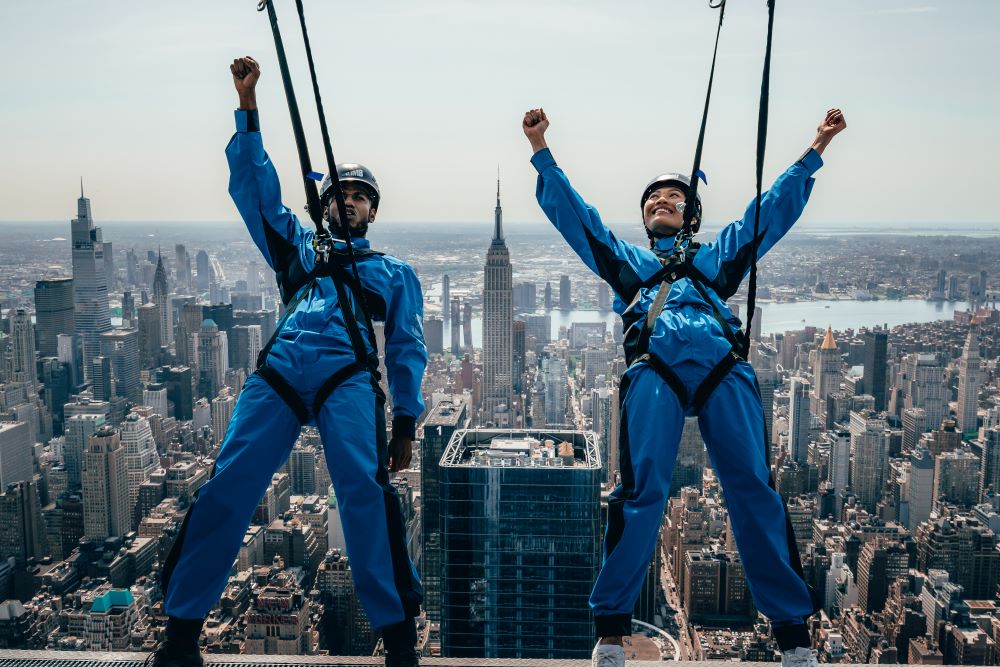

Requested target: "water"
[
  {"left": 457, "top": 299, "right": 970, "bottom": 347},
  {"left": 756, "top": 299, "right": 969, "bottom": 335}
]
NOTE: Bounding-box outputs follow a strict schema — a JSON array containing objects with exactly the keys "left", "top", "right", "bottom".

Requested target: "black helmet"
[
  {"left": 320, "top": 163, "right": 380, "bottom": 210},
  {"left": 641, "top": 172, "right": 703, "bottom": 233}
]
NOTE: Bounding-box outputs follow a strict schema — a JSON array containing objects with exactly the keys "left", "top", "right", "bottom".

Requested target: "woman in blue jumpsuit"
[
  {"left": 153, "top": 57, "right": 425, "bottom": 667},
  {"left": 522, "top": 107, "right": 846, "bottom": 667}
]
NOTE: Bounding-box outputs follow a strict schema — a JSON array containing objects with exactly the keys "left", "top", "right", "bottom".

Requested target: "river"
[{"left": 458, "top": 299, "right": 970, "bottom": 347}]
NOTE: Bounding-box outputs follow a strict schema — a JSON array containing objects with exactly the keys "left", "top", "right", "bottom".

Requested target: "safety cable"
[
  {"left": 682, "top": 0, "right": 773, "bottom": 356},
  {"left": 257, "top": 0, "right": 380, "bottom": 363},
  {"left": 679, "top": 0, "right": 726, "bottom": 246},
  {"left": 257, "top": 0, "right": 325, "bottom": 238},
  {"left": 291, "top": 0, "right": 378, "bottom": 347},
  {"left": 742, "top": 0, "right": 775, "bottom": 355}
]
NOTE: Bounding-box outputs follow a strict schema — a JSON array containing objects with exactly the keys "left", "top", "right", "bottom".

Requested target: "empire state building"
[{"left": 482, "top": 177, "right": 513, "bottom": 425}]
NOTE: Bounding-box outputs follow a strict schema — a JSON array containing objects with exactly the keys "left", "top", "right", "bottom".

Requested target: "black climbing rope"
[
  {"left": 289, "top": 0, "right": 376, "bottom": 340},
  {"left": 742, "top": 0, "right": 776, "bottom": 351},
  {"left": 677, "top": 0, "right": 726, "bottom": 251},
  {"left": 681, "top": 0, "right": 775, "bottom": 356},
  {"left": 257, "top": 0, "right": 379, "bottom": 356},
  {"left": 257, "top": 0, "right": 326, "bottom": 241}
]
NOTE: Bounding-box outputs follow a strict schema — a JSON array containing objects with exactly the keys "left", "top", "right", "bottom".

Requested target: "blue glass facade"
[{"left": 440, "top": 430, "right": 601, "bottom": 658}]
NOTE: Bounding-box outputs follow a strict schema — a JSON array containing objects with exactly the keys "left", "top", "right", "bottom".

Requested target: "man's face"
[
  {"left": 643, "top": 186, "right": 687, "bottom": 236},
  {"left": 327, "top": 185, "right": 376, "bottom": 236}
]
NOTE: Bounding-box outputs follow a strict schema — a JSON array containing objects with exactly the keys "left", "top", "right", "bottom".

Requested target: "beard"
[
  {"left": 347, "top": 219, "right": 369, "bottom": 238},
  {"left": 326, "top": 212, "right": 369, "bottom": 238}
]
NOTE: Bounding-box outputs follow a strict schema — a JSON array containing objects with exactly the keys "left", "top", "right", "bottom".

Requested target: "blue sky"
[{"left": 1, "top": 1, "right": 997, "bottom": 228}]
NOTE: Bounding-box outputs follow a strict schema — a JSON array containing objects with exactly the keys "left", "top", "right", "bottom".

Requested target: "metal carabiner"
[
  {"left": 672, "top": 229, "right": 692, "bottom": 263},
  {"left": 312, "top": 233, "right": 333, "bottom": 266}
]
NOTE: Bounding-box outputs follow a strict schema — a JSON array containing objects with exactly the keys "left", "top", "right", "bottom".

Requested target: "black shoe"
[
  {"left": 384, "top": 648, "right": 419, "bottom": 667},
  {"left": 147, "top": 616, "right": 205, "bottom": 667},
  {"left": 146, "top": 643, "right": 204, "bottom": 667},
  {"left": 382, "top": 617, "right": 418, "bottom": 667}
]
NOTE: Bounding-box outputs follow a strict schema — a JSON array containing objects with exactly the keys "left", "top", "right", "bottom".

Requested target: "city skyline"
[{"left": 0, "top": 159, "right": 997, "bottom": 662}]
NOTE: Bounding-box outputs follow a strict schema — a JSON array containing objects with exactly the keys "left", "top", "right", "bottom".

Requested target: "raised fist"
[
  {"left": 523, "top": 108, "right": 550, "bottom": 153},
  {"left": 231, "top": 56, "right": 261, "bottom": 98},
  {"left": 817, "top": 108, "right": 846, "bottom": 139}
]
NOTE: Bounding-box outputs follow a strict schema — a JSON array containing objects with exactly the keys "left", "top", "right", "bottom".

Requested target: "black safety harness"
[
  {"left": 623, "top": 242, "right": 747, "bottom": 414},
  {"left": 254, "top": 247, "right": 385, "bottom": 424},
  {"left": 254, "top": 0, "right": 384, "bottom": 424},
  {"left": 624, "top": 0, "right": 745, "bottom": 414}
]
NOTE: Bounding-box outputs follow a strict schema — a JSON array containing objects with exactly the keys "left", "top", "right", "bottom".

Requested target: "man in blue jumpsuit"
[
  {"left": 522, "top": 107, "right": 846, "bottom": 667},
  {"left": 151, "top": 57, "right": 426, "bottom": 667}
]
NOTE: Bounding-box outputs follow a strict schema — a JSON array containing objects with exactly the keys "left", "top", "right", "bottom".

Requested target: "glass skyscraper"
[
  {"left": 71, "top": 183, "right": 112, "bottom": 375},
  {"left": 420, "top": 397, "right": 470, "bottom": 623},
  {"left": 440, "top": 429, "right": 601, "bottom": 659},
  {"left": 34, "top": 277, "right": 75, "bottom": 358}
]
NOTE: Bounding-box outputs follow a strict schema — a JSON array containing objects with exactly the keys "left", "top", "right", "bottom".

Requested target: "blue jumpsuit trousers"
[
  {"left": 589, "top": 362, "right": 814, "bottom": 636},
  {"left": 162, "top": 371, "right": 421, "bottom": 628}
]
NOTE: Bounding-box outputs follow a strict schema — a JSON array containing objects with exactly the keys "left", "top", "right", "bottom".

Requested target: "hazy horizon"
[{"left": 1, "top": 219, "right": 997, "bottom": 231}]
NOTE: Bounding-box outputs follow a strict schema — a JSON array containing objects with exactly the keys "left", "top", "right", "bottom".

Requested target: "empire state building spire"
[
  {"left": 483, "top": 169, "right": 513, "bottom": 425},
  {"left": 493, "top": 167, "right": 503, "bottom": 243}
]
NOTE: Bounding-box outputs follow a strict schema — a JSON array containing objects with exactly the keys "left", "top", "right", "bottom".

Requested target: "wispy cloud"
[{"left": 864, "top": 6, "right": 938, "bottom": 16}]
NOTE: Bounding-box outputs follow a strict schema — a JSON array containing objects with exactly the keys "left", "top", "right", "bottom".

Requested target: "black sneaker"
[
  {"left": 381, "top": 617, "right": 419, "bottom": 667},
  {"left": 384, "top": 648, "right": 419, "bottom": 667},
  {"left": 145, "top": 643, "right": 205, "bottom": 667}
]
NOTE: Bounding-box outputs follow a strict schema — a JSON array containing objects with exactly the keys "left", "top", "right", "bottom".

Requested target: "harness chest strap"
[
  {"left": 634, "top": 278, "right": 671, "bottom": 359},
  {"left": 629, "top": 254, "right": 746, "bottom": 413},
  {"left": 253, "top": 250, "right": 383, "bottom": 424}
]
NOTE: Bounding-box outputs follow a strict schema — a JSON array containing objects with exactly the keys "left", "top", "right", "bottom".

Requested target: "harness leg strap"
[
  {"left": 256, "top": 365, "right": 310, "bottom": 424},
  {"left": 638, "top": 353, "right": 690, "bottom": 409},
  {"left": 312, "top": 362, "right": 367, "bottom": 417},
  {"left": 691, "top": 350, "right": 741, "bottom": 413},
  {"left": 638, "top": 350, "right": 745, "bottom": 415}
]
